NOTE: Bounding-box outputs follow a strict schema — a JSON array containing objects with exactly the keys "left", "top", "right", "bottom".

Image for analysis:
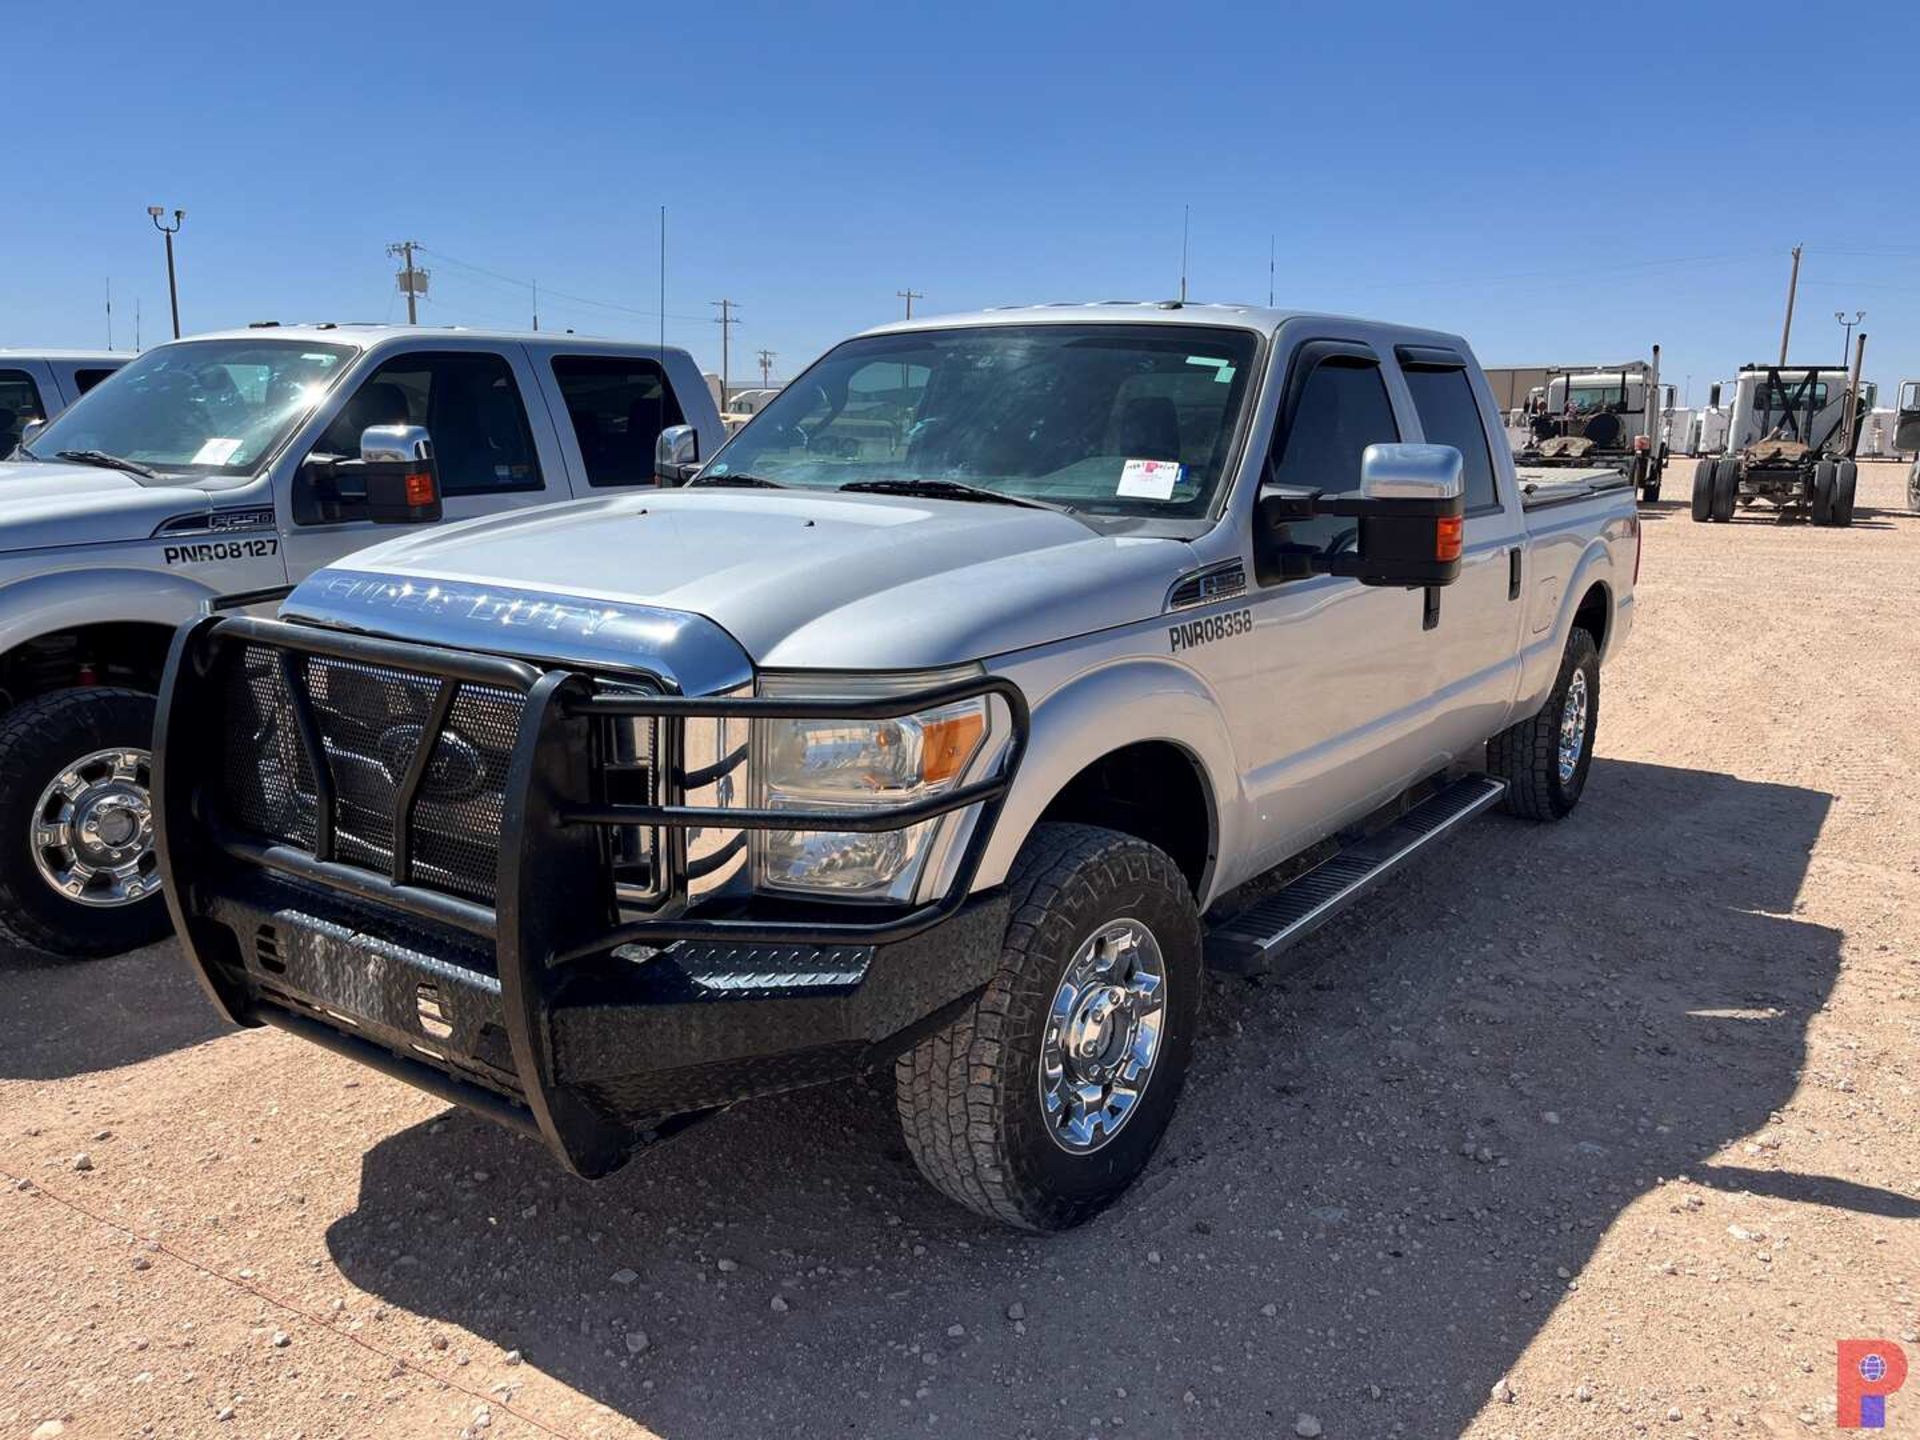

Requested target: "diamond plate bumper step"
[{"left": 1204, "top": 774, "right": 1507, "bottom": 975}]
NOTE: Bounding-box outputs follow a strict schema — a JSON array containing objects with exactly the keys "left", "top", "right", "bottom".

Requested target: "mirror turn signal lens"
[
  {"left": 1434, "top": 515, "right": 1464, "bottom": 563},
  {"left": 404, "top": 471, "right": 437, "bottom": 507}
]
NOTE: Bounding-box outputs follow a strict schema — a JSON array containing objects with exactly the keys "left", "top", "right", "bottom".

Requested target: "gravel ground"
[{"left": 2, "top": 463, "right": 1916, "bottom": 1440}]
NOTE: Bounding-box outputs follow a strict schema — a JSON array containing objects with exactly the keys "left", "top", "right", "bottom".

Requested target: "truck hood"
[
  {"left": 0, "top": 460, "right": 210, "bottom": 553},
  {"left": 292, "top": 489, "right": 1197, "bottom": 671}
]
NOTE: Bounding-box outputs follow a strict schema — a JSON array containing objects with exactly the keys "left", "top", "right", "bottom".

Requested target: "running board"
[{"left": 1204, "top": 775, "right": 1507, "bottom": 976}]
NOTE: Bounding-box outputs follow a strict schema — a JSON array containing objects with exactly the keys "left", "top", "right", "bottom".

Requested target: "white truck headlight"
[{"left": 754, "top": 675, "right": 997, "bottom": 901}]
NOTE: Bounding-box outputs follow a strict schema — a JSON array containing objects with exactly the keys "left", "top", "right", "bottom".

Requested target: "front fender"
[
  {"left": 0, "top": 566, "right": 225, "bottom": 661},
  {"left": 974, "top": 654, "right": 1242, "bottom": 904}
]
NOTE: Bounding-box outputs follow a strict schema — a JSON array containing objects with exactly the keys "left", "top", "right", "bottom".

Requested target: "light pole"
[
  {"left": 1836, "top": 310, "right": 1864, "bottom": 372},
  {"left": 147, "top": 206, "right": 185, "bottom": 339}
]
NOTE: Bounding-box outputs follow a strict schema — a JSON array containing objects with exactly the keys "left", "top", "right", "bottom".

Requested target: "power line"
[{"left": 419, "top": 246, "right": 707, "bottom": 322}]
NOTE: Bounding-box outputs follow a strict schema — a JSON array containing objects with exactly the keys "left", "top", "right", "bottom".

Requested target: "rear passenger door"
[
  {"left": 542, "top": 354, "right": 687, "bottom": 495},
  {"left": 1397, "top": 347, "right": 1526, "bottom": 751},
  {"left": 279, "top": 346, "right": 565, "bottom": 580}
]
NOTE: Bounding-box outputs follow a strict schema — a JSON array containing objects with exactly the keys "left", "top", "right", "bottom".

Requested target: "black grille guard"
[{"left": 154, "top": 605, "right": 1029, "bottom": 1175}]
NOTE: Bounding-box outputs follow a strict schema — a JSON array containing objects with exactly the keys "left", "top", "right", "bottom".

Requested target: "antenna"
[{"left": 1179, "top": 205, "right": 1190, "bottom": 303}]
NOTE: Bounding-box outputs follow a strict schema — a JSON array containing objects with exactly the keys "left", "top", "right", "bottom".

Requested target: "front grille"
[{"left": 219, "top": 642, "right": 543, "bottom": 904}]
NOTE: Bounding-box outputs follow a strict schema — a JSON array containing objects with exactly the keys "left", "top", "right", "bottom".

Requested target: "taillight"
[
  {"left": 1435, "top": 515, "right": 1464, "bottom": 563},
  {"left": 1633, "top": 435, "right": 1652, "bottom": 453}
]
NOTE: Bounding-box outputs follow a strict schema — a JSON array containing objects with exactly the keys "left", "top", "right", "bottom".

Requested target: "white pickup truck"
[
  {"left": 0, "top": 349, "right": 126, "bottom": 451},
  {"left": 155, "top": 302, "right": 1639, "bottom": 1230},
  {"left": 0, "top": 325, "right": 721, "bottom": 958}
]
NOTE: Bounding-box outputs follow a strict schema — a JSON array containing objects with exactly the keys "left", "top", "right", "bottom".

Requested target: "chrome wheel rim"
[
  {"left": 1038, "top": 918, "right": 1167, "bottom": 1154},
  {"left": 1557, "top": 670, "right": 1589, "bottom": 785},
  {"left": 31, "top": 747, "right": 161, "bottom": 908}
]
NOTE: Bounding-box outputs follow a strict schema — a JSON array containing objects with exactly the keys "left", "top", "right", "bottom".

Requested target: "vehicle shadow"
[
  {"left": 0, "top": 938, "right": 224, "bottom": 1082},
  {"left": 327, "top": 758, "right": 1838, "bottom": 1438}
]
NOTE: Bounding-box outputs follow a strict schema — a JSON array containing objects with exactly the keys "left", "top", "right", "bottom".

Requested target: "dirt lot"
[{"left": 3, "top": 463, "right": 1916, "bottom": 1440}]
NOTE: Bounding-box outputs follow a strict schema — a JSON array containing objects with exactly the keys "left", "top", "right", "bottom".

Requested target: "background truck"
[
  {"left": 155, "top": 301, "right": 1639, "bottom": 1231},
  {"left": 1690, "top": 352, "right": 1874, "bottom": 526},
  {"left": 1900, "top": 379, "right": 1920, "bottom": 511},
  {"left": 0, "top": 324, "right": 721, "bottom": 958},
  {"left": 0, "top": 349, "right": 126, "bottom": 452},
  {"left": 1508, "top": 353, "right": 1668, "bottom": 502}
]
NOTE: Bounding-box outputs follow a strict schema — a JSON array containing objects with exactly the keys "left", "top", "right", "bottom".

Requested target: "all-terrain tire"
[
  {"left": 1486, "top": 628, "right": 1600, "bottom": 822},
  {"left": 1812, "top": 460, "right": 1836, "bottom": 525},
  {"left": 1690, "top": 458, "right": 1715, "bottom": 521},
  {"left": 0, "top": 688, "right": 170, "bottom": 958},
  {"left": 895, "top": 823, "right": 1203, "bottom": 1231},
  {"left": 1713, "top": 458, "right": 1742, "bottom": 520},
  {"left": 1831, "top": 460, "right": 1858, "bottom": 527}
]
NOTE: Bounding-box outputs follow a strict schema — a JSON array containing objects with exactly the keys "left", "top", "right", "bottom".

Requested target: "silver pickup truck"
[
  {"left": 0, "top": 325, "right": 720, "bottom": 958},
  {"left": 155, "top": 302, "right": 1639, "bottom": 1230}
]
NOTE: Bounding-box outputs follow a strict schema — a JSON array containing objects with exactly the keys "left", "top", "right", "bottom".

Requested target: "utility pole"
[
  {"left": 147, "top": 206, "right": 185, "bottom": 339},
  {"left": 1268, "top": 233, "right": 1275, "bottom": 308},
  {"left": 106, "top": 278, "right": 113, "bottom": 350},
  {"left": 896, "top": 288, "right": 923, "bottom": 320},
  {"left": 532, "top": 278, "right": 539, "bottom": 332},
  {"left": 1777, "top": 244, "right": 1802, "bottom": 365},
  {"left": 135, "top": 298, "right": 142, "bottom": 352},
  {"left": 387, "top": 241, "right": 428, "bottom": 324},
  {"left": 711, "top": 299, "right": 740, "bottom": 409},
  {"left": 1835, "top": 309, "right": 1864, "bottom": 371},
  {"left": 756, "top": 348, "right": 776, "bottom": 387}
]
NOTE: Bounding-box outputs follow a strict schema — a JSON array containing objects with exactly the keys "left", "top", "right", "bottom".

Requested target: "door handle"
[{"left": 1508, "top": 547, "right": 1523, "bottom": 600}]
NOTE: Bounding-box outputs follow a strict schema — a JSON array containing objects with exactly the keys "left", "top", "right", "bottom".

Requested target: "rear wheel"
[
  {"left": 0, "top": 688, "right": 170, "bottom": 958},
  {"left": 1690, "top": 458, "right": 1715, "bottom": 521},
  {"left": 1711, "top": 459, "right": 1740, "bottom": 522},
  {"left": 1812, "top": 460, "right": 1836, "bottom": 525},
  {"left": 895, "top": 823, "right": 1202, "bottom": 1231},
  {"left": 1486, "top": 628, "right": 1600, "bottom": 822},
  {"left": 1831, "top": 460, "right": 1858, "bottom": 527}
]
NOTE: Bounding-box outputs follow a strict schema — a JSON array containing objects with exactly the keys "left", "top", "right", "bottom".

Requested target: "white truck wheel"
[
  {"left": 0, "top": 688, "right": 172, "bottom": 958},
  {"left": 895, "top": 823, "right": 1202, "bottom": 1231}
]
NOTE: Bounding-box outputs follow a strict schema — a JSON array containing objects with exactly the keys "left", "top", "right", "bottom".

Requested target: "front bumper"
[{"left": 154, "top": 610, "right": 1025, "bottom": 1177}]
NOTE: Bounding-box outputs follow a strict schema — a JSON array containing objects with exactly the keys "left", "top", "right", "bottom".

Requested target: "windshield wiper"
[
  {"left": 55, "top": 449, "right": 160, "bottom": 480},
  {"left": 837, "top": 478, "right": 1064, "bottom": 511},
  {"left": 690, "top": 472, "right": 788, "bottom": 489}
]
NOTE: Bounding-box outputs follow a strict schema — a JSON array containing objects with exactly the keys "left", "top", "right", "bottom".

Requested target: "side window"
[
  {"left": 1266, "top": 356, "right": 1400, "bottom": 553},
  {"left": 316, "top": 352, "right": 541, "bottom": 497},
  {"left": 72, "top": 367, "right": 117, "bottom": 395},
  {"left": 0, "top": 368, "right": 46, "bottom": 451},
  {"left": 551, "top": 356, "right": 686, "bottom": 487},
  {"left": 1403, "top": 364, "right": 1498, "bottom": 513}
]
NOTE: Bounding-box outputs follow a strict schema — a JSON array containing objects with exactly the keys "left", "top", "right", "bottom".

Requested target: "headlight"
[{"left": 754, "top": 675, "right": 998, "bottom": 901}]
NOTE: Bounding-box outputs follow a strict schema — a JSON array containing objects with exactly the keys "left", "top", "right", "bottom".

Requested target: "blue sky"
[{"left": 11, "top": 0, "right": 1920, "bottom": 401}]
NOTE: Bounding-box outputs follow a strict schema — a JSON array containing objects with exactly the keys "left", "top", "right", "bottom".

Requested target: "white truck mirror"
[
  {"left": 359, "top": 423, "right": 433, "bottom": 465},
  {"left": 19, "top": 418, "right": 46, "bottom": 449},
  {"left": 1359, "top": 442, "right": 1464, "bottom": 503}
]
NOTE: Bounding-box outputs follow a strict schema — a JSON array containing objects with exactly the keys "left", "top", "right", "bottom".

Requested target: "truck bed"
[{"left": 1514, "top": 464, "right": 1635, "bottom": 510}]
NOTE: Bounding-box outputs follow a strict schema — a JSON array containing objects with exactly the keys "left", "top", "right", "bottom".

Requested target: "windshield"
[
  {"left": 1554, "top": 381, "right": 1643, "bottom": 415},
  {"left": 20, "top": 338, "right": 354, "bottom": 480},
  {"left": 704, "top": 323, "right": 1261, "bottom": 517}
]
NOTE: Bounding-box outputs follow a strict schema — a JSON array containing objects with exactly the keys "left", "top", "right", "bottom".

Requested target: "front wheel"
[
  {"left": 1486, "top": 629, "right": 1600, "bottom": 821},
  {"left": 895, "top": 824, "right": 1202, "bottom": 1231},
  {"left": 0, "top": 688, "right": 170, "bottom": 958}
]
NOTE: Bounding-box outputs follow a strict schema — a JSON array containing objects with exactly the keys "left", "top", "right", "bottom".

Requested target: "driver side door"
[
  {"left": 1209, "top": 340, "right": 1446, "bottom": 870},
  {"left": 278, "top": 347, "right": 563, "bottom": 581}
]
